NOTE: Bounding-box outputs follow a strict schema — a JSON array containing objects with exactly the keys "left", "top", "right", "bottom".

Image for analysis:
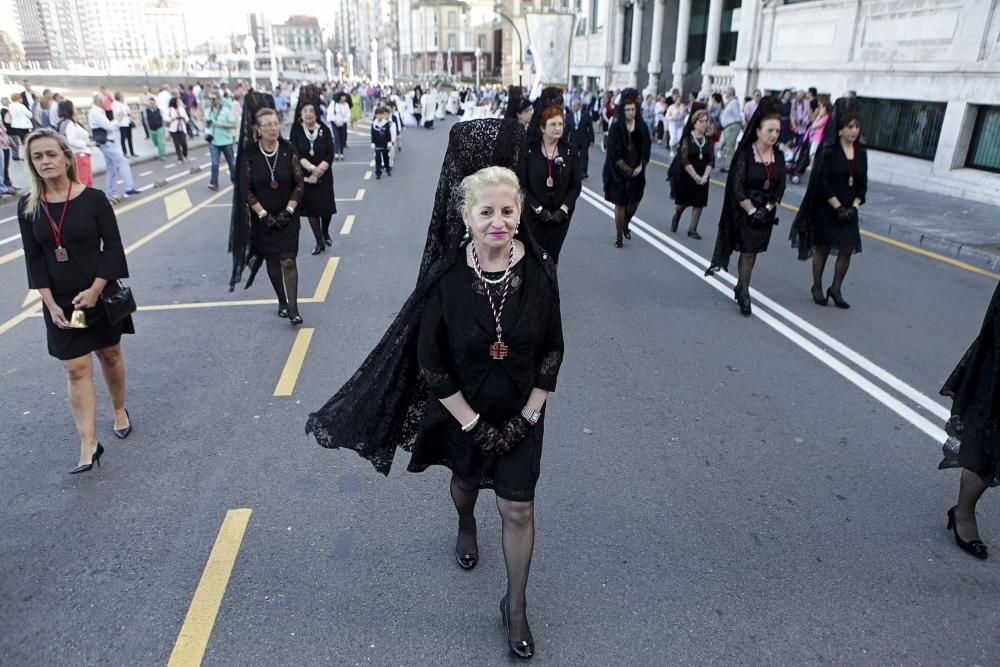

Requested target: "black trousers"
[
  {"left": 574, "top": 142, "right": 591, "bottom": 176},
  {"left": 120, "top": 126, "right": 135, "bottom": 156},
  {"left": 374, "top": 148, "right": 390, "bottom": 174},
  {"left": 525, "top": 211, "right": 570, "bottom": 263}
]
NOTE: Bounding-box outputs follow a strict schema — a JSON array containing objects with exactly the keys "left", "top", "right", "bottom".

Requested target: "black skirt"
[
  {"left": 674, "top": 171, "right": 711, "bottom": 208},
  {"left": 44, "top": 296, "right": 134, "bottom": 360},
  {"left": 734, "top": 206, "right": 776, "bottom": 254},
  {"left": 813, "top": 205, "right": 862, "bottom": 254},
  {"left": 251, "top": 217, "right": 301, "bottom": 260}
]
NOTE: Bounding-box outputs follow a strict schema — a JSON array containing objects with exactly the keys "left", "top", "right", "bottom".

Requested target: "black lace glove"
[
  {"left": 468, "top": 420, "right": 513, "bottom": 456},
  {"left": 501, "top": 415, "right": 531, "bottom": 446},
  {"left": 747, "top": 208, "right": 766, "bottom": 225},
  {"left": 836, "top": 205, "right": 853, "bottom": 224},
  {"left": 262, "top": 213, "right": 280, "bottom": 228},
  {"left": 275, "top": 210, "right": 293, "bottom": 228},
  {"left": 846, "top": 206, "right": 859, "bottom": 224},
  {"left": 551, "top": 208, "right": 568, "bottom": 224},
  {"left": 536, "top": 208, "right": 553, "bottom": 223}
]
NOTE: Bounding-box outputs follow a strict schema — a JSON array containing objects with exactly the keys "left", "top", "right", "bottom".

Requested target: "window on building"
[
  {"left": 463, "top": 31, "right": 472, "bottom": 48},
  {"left": 448, "top": 33, "right": 457, "bottom": 50},
  {"left": 448, "top": 11, "right": 458, "bottom": 28},
  {"left": 855, "top": 97, "right": 946, "bottom": 161},
  {"left": 478, "top": 34, "right": 487, "bottom": 49},
  {"left": 966, "top": 106, "right": 1000, "bottom": 173},
  {"left": 621, "top": 4, "right": 633, "bottom": 64},
  {"left": 591, "top": 0, "right": 604, "bottom": 33}
]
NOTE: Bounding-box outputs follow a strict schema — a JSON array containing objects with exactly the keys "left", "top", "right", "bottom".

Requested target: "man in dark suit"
[{"left": 565, "top": 98, "right": 595, "bottom": 178}]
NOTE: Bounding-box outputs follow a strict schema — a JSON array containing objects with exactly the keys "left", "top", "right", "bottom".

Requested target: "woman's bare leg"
[
  {"left": 63, "top": 354, "right": 98, "bottom": 464},
  {"left": 95, "top": 343, "right": 128, "bottom": 429}
]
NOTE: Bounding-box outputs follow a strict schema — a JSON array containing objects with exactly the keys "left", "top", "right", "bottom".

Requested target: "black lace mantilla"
[{"left": 305, "top": 118, "right": 557, "bottom": 475}]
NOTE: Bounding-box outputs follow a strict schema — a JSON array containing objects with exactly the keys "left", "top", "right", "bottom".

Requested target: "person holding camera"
[
  {"left": 522, "top": 106, "right": 581, "bottom": 264},
  {"left": 242, "top": 107, "right": 305, "bottom": 324},
  {"left": 204, "top": 93, "right": 237, "bottom": 191}
]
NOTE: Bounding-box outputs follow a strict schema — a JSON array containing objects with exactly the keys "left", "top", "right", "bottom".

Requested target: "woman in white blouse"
[
  {"left": 55, "top": 100, "right": 94, "bottom": 186},
  {"left": 166, "top": 96, "right": 190, "bottom": 162},
  {"left": 112, "top": 91, "right": 136, "bottom": 157},
  {"left": 7, "top": 92, "right": 33, "bottom": 159}
]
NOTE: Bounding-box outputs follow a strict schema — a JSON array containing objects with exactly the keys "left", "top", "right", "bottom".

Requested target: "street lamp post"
[
  {"left": 325, "top": 48, "right": 333, "bottom": 82},
  {"left": 475, "top": 46, "right": 482, "bottom": 90},
  {"left": 494, "top": 9, "right": 523, "bottom": 87},
  {"left": 244, "top": 35, "right": 257, "bottom": 89},
  {"left": 268, "top": 23, "right": 278, "bottom": 90}
]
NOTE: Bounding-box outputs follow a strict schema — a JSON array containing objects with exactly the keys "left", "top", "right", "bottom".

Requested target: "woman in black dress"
[
  {"left": 241, "top": 107, "right": 305, "bottom": 324},
  {"left": 939, "top": 283, "right": 1000, "bottom": 560},
  {"left": 668, "top": 108, "right": 714, "bottom": 240},
  {"left": 790, "top": 107, "right": 867, "bottom": 308},
  {"left": 522, "top": 105, "right": 582, "bottom": 263},
  {"left": 289, "top": 92, "right": 336, "bottom": 255},
  {"left": 706, "top": 98, "right": 786, "bottom": 316},
  {"left": 17, "top": 129, "right": 134, "bottom": 474},
  {"left": 307, "top": 120, "right": 560, "bottom": 659},
  {"left": 602, "top": 88, "right": 651, "bottom": 248}
]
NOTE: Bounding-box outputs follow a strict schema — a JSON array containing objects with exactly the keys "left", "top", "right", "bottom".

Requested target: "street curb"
[{"left": 862, "top": 217, "right": 1000, "bottom": 274}]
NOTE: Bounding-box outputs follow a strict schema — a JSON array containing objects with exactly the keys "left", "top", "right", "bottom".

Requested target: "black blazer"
[
  {"left": 565, "top": 108, "right": 594, "bottom": 148},
  {"left": 524, "top": 140, "right": 582, "bottom": 213}
]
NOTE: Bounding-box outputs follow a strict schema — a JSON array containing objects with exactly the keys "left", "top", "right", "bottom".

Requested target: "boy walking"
[{"left": 371, "top": 106, "right": 393, "bottom": 179}]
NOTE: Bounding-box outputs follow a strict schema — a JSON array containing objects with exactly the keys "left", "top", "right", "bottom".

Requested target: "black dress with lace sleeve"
[
  {"left": 408, "top": 251, "right": 563, "bottom": 501},
  {"left": 939, "top": 283, "right": 1000, "bottom": 486}
]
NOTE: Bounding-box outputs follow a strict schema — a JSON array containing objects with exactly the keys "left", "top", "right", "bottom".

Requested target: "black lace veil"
[
  {"left": 228, "top": 91, "right": 275, "bottom": 290},
  {"left": 306, "top": 118, "right": 547, "bottom": 475},
  {"left": 789, "top": 97, "right": 861, "bottom": 259},
  {"left": 706, "top": 96, "right": 782, "bottom": 274}
]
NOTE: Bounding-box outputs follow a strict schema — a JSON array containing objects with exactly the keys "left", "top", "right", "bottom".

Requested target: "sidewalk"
[
  {"left": 645, "top": 140, "right": 1000, "bottom": 274},
  {"left": 5, "top": 131, "right": 208, "bottom": 191}
]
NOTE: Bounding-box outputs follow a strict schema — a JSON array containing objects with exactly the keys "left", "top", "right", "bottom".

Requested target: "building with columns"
[{"left": 571, "top": 0, "right": 1000, "bottom": 204}]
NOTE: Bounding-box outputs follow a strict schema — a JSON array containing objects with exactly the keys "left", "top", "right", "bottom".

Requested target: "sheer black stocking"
[
  {"left": 320, "top": 214, "right": 333, "bottom": 241},
  {"left": 831, "top": 253, "right": 851, "bottom": 292},
  {"left": 281, "top": 258, "right": 299, "bottom": 316},
  {"left": 736, "top": 252, "right": 757, "bottom": 297},
  {"left": 811, "top": 249, "right": 829, "bottom": 291},
  {"left": 497, "top": 497, "right": 534, "bottom": 644},
  {"left": 308, "top": 216, "right": 324, "bottom": 248},
  {"left": 614, "top": 205, "right": 626, "bottom": 243},
  {"left": 624, "top": 202, "right": 639, "bottom": 235},
  {"left": 956, "top": 468, "right": 988, "bottom": 542},
  {"left": 265, "top": 259, "right": 287, "bottom": 308},
  {"left": 450, "top": 474, "right": 479, "bottom": 558},
  {"left": 689, "top": 207, "right": 703, "bottom": 233}
]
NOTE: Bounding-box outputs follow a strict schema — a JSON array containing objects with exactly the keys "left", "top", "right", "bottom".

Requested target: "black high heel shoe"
[
  {"left": 670, "top": 211, "right": 681, "bottom": 232},
  {"left": 623, "top": 228, "right": 632, "bottom": 240},
  {"left": 455, "top": 529, "right": 478, "bottom": 570},
  {"left": 811, "top": 286, "right": 829, "bottom": 306},
  {"left": 737, "top": 292, "right": 752, "bottom": 317},
  {"left": 289, "top": 313, "right": 304, "bottom": 326},
  {"left": 947, "top": 506, "right": 988, "bottom": 560},
  {"left": 277, "top": 306, "right": 289, "bottom": 319},
  {"left": 827, "top": 287, "right": 850, "bottom": 309},
  {"left": 614, "top": 240, "right": 623, "bottom": 248},
  {"left": 687, "top": 229, "right": 702, "bottom": 240},
  {"left": 114, "top": 408, "right": 132, "bottom": 439},
  {"left": 324, "top": 236, "right": 333, "bottom": 247},
  {"left": 69, "top": 442, "right": 104, "bottom": 475},
  {"left": 500, "top": 595, "right": 534, "bottom": 659},
  {"left": 310, "top": 244, "right": 325, "bottom": 255}
]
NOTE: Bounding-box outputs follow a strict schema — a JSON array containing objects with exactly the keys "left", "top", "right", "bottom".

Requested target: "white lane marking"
[
  {"left": 139, "top": 170, "right": 153, "bottom": 176},
  {"left": 165, "top": 163, "right": 175, "bottom": 169},
  {"left": 0, "top": 215, "right": 16, "bottom": 226},
  {"left": 0, "top": 232, "right": 20, "bottom": 246},
  {"left": 578, "top": 190, "right": 948, "bottom": 442},
  {"left": 580, "top": 187, "right": 950, "bottom": 420}
]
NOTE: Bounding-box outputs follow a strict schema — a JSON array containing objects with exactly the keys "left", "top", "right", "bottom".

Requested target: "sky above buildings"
[{"left": 182, "top": 0, "right": 337, "bottom": 47}]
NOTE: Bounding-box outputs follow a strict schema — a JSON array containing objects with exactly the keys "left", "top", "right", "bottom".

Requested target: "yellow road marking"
[
  {"left": 1, "top": 186, "right": 233, "bottom": 336},
  {"left": 335, "top": 188, "right": 365, "bottom": 202},
  {"left": 22, "top": 290, "right": 39, "bottom": 307},
  {"left": 164, "top": 189, "right": 193, "bottom": 220},
  {"left": 311, "top": 256, "right": 340, "bottom": 302},
  {"left": 167, "top": 509, "right": 252, "bottom": 667},
  {"left": 0, "top": 171, "right": 214, "bottom": 269},
  {"left": 340, "top": 214, "right": 356, "bottom": 235},
  {"left": 369, "top": 160, "right": 375, "bottom": 167},
  {"left": 647, "top": 158, "right": 998, "bottom": 279},
  {"left": 273, "top": 327, "right": 315, "bottom": 396},
  {"left": 363, "top": 171, "right": 372, "bottom": 180}
]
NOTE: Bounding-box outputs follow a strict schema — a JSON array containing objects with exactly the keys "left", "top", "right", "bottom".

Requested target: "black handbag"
[
  {"left": 70, "top": 252, "right": 137, "bottom": 324},
  {"left": 91, "top": 127, "right": 108, "bottom": 145},
  {"left": 101, "top": 280, "right": 137, "bottom": 325}
]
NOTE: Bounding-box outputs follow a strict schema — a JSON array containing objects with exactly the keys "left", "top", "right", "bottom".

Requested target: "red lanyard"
[
  {"left": 762, "top": 160, "right": 773, "bottom": 186},
  {"left": 543, "top": 144, "right": 557, "bottom": 184},
  {"left": 42, "top": 188, "right": 71, "bottom": 248}
]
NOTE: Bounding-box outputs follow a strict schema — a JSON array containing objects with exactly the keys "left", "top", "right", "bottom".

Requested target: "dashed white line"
[{"left": 139, "top": 170, "right": 153, "bottom": 176}]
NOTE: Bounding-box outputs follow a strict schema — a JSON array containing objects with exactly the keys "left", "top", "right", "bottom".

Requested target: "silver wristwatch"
[{"left": 521, "top": 406, "right": 541, "bottom": 425}]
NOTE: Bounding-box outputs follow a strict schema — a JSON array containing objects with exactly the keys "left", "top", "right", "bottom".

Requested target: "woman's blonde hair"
[
  {"left": 23, "top": 128, "right": 80, "bottom": 217},
  {"left": 461, "top": 166, "right": 523, "bottom": 216}
]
